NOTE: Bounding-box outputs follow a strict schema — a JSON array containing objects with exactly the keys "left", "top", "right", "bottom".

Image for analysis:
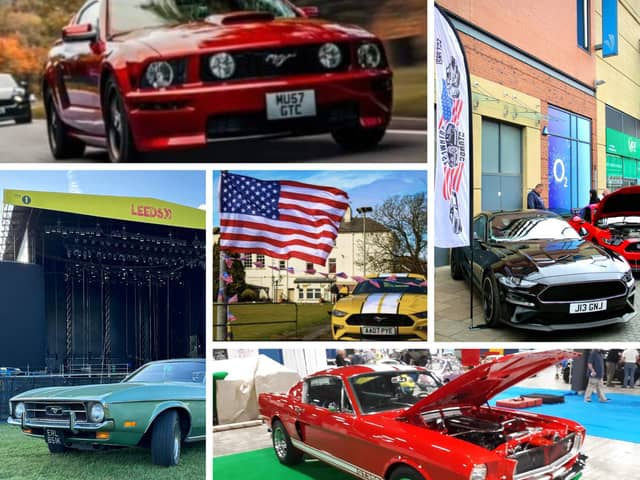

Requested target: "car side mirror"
[
  {"left": 62, "top": 23, "right": 98, "bottom": 43},
  {"left": 300, "top": 6, "right": 320, "bottom": 17}
]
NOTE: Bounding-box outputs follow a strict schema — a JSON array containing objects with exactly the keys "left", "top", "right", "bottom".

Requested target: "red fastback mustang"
[
  {"left": 43, "top": 0, "right": 393, "bottom": 162},
  {"left": 570, "top": 186, "right": 640, "bottom": 272},
  {"left": 258, "top": 350, "right": 587, "bottom": 480}
]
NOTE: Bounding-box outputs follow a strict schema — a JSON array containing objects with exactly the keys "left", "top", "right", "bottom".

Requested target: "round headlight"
[
  {"left": 89, "top": 403, "right": 105, "bottom": 423},
  {"left": 14, "top": 402, "right": 25, "bottom": 419},
  {"left": 318, "top": 43, "right": 342, "bottom": 69},
  {"left": 358, "top": 42, "right": 382, "bottom": 69},
  {"left": 209, "top": 52, "right": 235, "bottom": 80},
  {"left": 145, "top": 61, "right": 174, "bottom": 88}
]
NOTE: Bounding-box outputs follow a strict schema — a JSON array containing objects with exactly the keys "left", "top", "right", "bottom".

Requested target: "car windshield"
[
  {"left": 109, "top": 0, "right": 298, "bottom": 34},
  {"left": 124, "top": 361, "right": 205, "bottom": 383},
  {"left": 350, "top": 371, "right": 441, "bottom": 414},
  {"left": 352, "top": 277, "right": 427, "bottom": 295},
  {"left": 490, "top": 214, "right": 580, "bottom": 242},
  {"left": 0, "top": 74, "right": 17, "bottom": 88}
]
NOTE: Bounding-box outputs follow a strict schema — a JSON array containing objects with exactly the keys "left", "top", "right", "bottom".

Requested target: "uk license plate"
[
  {"left": 361, "top": 326, "right": 397, "bottom": 335},
  {"left": 266, "top": 90, "right": 316, "bottom": 120},
  {"left": 569, "top": 300, "right": 607, "bottom": 314},
  {"left": 45, "top": 428, "right": 64, "bottom": 446}
]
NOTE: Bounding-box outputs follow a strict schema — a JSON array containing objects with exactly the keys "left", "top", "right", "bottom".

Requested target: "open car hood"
[
  {"left": 402, "top": 350, "right": 578, "bottom": 417},
  {"left": 593, "top": 186, "right": 640, "bottom": 223}
]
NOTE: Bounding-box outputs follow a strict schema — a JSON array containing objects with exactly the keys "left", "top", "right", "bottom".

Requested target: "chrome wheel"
[
  {"left": 273, "top": 426, "right": 288, "bottom": 459},
  {"left": 172, "top": 426, "right": 181, "bottom": 464}
]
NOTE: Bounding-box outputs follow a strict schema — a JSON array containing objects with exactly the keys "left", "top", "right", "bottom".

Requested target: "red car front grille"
[{"left": 200, "top": 43, "right": 352, "bottom": 82}]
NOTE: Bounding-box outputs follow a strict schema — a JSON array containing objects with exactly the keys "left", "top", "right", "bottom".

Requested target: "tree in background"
[{"left": 358, "top": 192, "right": 427, "bottom": 274}]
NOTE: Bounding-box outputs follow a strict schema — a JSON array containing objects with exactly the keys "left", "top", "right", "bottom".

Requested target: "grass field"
[
  {"left": 214, "top": 303, "right": 331, "bottom": 340},
  {"left": 0, "top": 424, "right": 205, "bottom": 480},
  {"left": 393, "top": 65, "right": 427, "bottom": 118}
]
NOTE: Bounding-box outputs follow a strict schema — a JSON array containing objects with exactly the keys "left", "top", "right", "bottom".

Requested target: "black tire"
[
  {"left": 47, "top": 442, "right": 68, "bottom": 454},
  {"left": 45, "top": 90, "right": 85, "bottom": 159},
  {"left": 104, "top": 77, "right": 138, "bottom": 162},
  {"left": 151, "top": 410, "right": 182, "bottom": 467},
  {"left": 271, "top": 419, "right": 303, "bottom": 465},
  {"left": 331, "top": 127, "right": 386, "bottom": 151},
  {"left": 450, "top": 249, "right": 464, "bottom": 280},
  {"left": 389, "top": 465, "right": 425, "bottom": 480},
  {"left": 481, "top": 273, "right": 503, "bottom": 327}
]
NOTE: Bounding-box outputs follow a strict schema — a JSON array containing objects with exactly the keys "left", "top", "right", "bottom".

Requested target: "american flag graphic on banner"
[
  {"left": 219, "top": 172, "right": 349, "bottom": 266},
  {"left": 434, "top": 6, "right": 471, "bottom": 248}
]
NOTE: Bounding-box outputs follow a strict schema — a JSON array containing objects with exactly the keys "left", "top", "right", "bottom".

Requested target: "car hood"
[
  {"left": 10, "top": 381, "right": 202, "bottom": 402},
  {"left": 492, "top": 238, "right": 621, "bottom": 277},
  {"left": 402, "top": 350, "right": 578, "bottom": 417},
  {"left": 336, "top": 292, "right": 427, "bottom": 315},
  {"left": 593, "top": 186, "right": 640, "bottom": 222},
  {"left": 118, "top": 17, "right": 375, "bottom": 57}
]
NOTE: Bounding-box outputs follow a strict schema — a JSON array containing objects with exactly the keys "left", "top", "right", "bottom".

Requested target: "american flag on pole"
[{"left": 219, "top": 172, "right": 349, "bottom": 266}]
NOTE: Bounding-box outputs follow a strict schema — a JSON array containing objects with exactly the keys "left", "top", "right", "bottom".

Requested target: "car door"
[
  {"left": 59, "top": 0, "right": 105, "bottom": 135},
  {"left": 295, "top": 376, "right": 355, "bottom": 460}
]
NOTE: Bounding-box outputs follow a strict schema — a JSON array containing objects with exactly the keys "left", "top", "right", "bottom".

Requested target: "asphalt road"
[{"left": 0, "top": 118, "right": 426, "bottom": 163}]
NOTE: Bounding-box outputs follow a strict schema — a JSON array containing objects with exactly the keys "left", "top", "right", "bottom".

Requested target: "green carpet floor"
[{"left": 213, "top": 448, "right": 354, "bottom": 479}]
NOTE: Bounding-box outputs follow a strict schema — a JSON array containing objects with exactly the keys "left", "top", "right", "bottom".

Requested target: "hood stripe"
[{"left": 361, "top": 293, "right": 403, "bottom": 314}]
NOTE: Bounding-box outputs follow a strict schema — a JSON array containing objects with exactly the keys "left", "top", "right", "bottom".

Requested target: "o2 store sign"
[{"left": 548, "top": 137, "right": 571, "bottom": 213}]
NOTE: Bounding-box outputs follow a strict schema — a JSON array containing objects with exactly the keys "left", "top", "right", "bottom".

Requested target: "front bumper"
[
  {"left": 331, "top": 315, "right": 427, "bottom": 340},
  {"left": 0, "top": 101, "right": 30, "bottom": 121},
  {"left": 500, "top": 282, "right": 635, "bottom": 332},
  {"left": 124, "top": 70, "right": 392, "bottom": 151}
]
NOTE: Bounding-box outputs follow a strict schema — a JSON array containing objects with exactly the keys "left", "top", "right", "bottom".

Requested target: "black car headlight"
[
  {"left": 209, "top": 52, "right": 236, "bottom": 79},
  {"left": 332, "top": 309, "right": 348, "bottom": 318},
  {"left": 14, "top": 402, "right": 25, "bottom": 419},
  {"left": 88, "top": 402, "right": 105, "bottom": 423},
  {"left": 318, "top": 43, "right": 342, "bottom": 69},
  {"left": 622, "top": 270, "right": 634, "bottom": 286},
  {"left": 357, "top": 42, "right": 382, "bottom": 68},
  {"left": 498, "top": 276, "right": 537, "bottom": 289}
]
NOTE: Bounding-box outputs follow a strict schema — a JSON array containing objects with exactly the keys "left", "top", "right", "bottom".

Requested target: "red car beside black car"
[{"left": 43, "top": 0, "right": 393, "bottom": 162}]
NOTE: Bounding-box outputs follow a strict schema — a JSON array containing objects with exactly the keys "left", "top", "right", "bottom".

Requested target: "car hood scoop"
[
  {"left": 400, "top": 350, "right": 578, "bottom": 419},
  {"left": 205, "top": 11, "right": 275, "bottom": 26}
]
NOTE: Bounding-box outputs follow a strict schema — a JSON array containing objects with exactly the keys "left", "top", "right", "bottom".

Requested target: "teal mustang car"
[{"left": 7, "top": 359, "right": 205, "bottom": 466}]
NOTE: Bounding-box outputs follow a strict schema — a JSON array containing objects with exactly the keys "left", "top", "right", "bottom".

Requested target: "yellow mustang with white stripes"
[{"left": 331, "top": 274, "right": 427, "bottom": 340}]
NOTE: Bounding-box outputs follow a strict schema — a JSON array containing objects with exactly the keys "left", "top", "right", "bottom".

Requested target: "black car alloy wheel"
[
  {"left": 482, "top": 274, "right": 501, "bottom": 327},
  {"left": 105, "top": 78, "right": 137, "bottom": 162}
]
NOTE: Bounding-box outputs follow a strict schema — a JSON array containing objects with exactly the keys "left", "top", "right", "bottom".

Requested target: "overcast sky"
[
  {"left": 213, "top": 169, "right": 427, "bottom": 224},
  {"left": 0, "top": 171, "right": 206, "bottom": 209}
]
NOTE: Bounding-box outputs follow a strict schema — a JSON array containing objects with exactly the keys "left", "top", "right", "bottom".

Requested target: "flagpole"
[{"left": 216, "top": 171, "right": 228, "bottom": 341}]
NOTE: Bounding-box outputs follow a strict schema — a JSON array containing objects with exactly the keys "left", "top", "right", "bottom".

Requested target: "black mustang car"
[{"left": 450, "top": 210, "right": 636, "bottom": 331}]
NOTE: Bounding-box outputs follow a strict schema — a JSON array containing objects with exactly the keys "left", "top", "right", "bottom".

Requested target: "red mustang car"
[
  {"left": 259, "top": 350, "right": 586, "bottom": 480},
  {"left": 43, "top": 0, "right": 393, "bottom": 162},
  {"left": 570, "top": 186, "right": 640, "bottom": 272}
]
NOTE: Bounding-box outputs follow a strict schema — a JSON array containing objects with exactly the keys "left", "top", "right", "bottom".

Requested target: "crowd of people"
[{"left": 581, "top": 348, "right": 640, "bottom": 403}]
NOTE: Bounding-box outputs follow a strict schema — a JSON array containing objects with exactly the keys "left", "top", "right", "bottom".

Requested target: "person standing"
[
  {"left": 330, "top": 283, "right": 339, "bottom": 303},
  {"left": 584, "top": 349, "right": 608, "bottom": 402},
  {"left": 605, "top": 349, "right": 621, "bottom": 387},
  {"left": 335, "top": 349, "right": 347, "bottom": 367},
  {"left": 527, "top": 184, "right": 545, "bottom": 209},
  {"left": 621, "top": 347, "right": 639, "bottom": 388},
  {"left": 589, "top": 189, "right": 599, "bottom": 204}
]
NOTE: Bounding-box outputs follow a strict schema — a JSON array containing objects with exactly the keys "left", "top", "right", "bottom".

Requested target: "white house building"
[{"left": 220, "top": 208, "right": 391, "bottom": 303}]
